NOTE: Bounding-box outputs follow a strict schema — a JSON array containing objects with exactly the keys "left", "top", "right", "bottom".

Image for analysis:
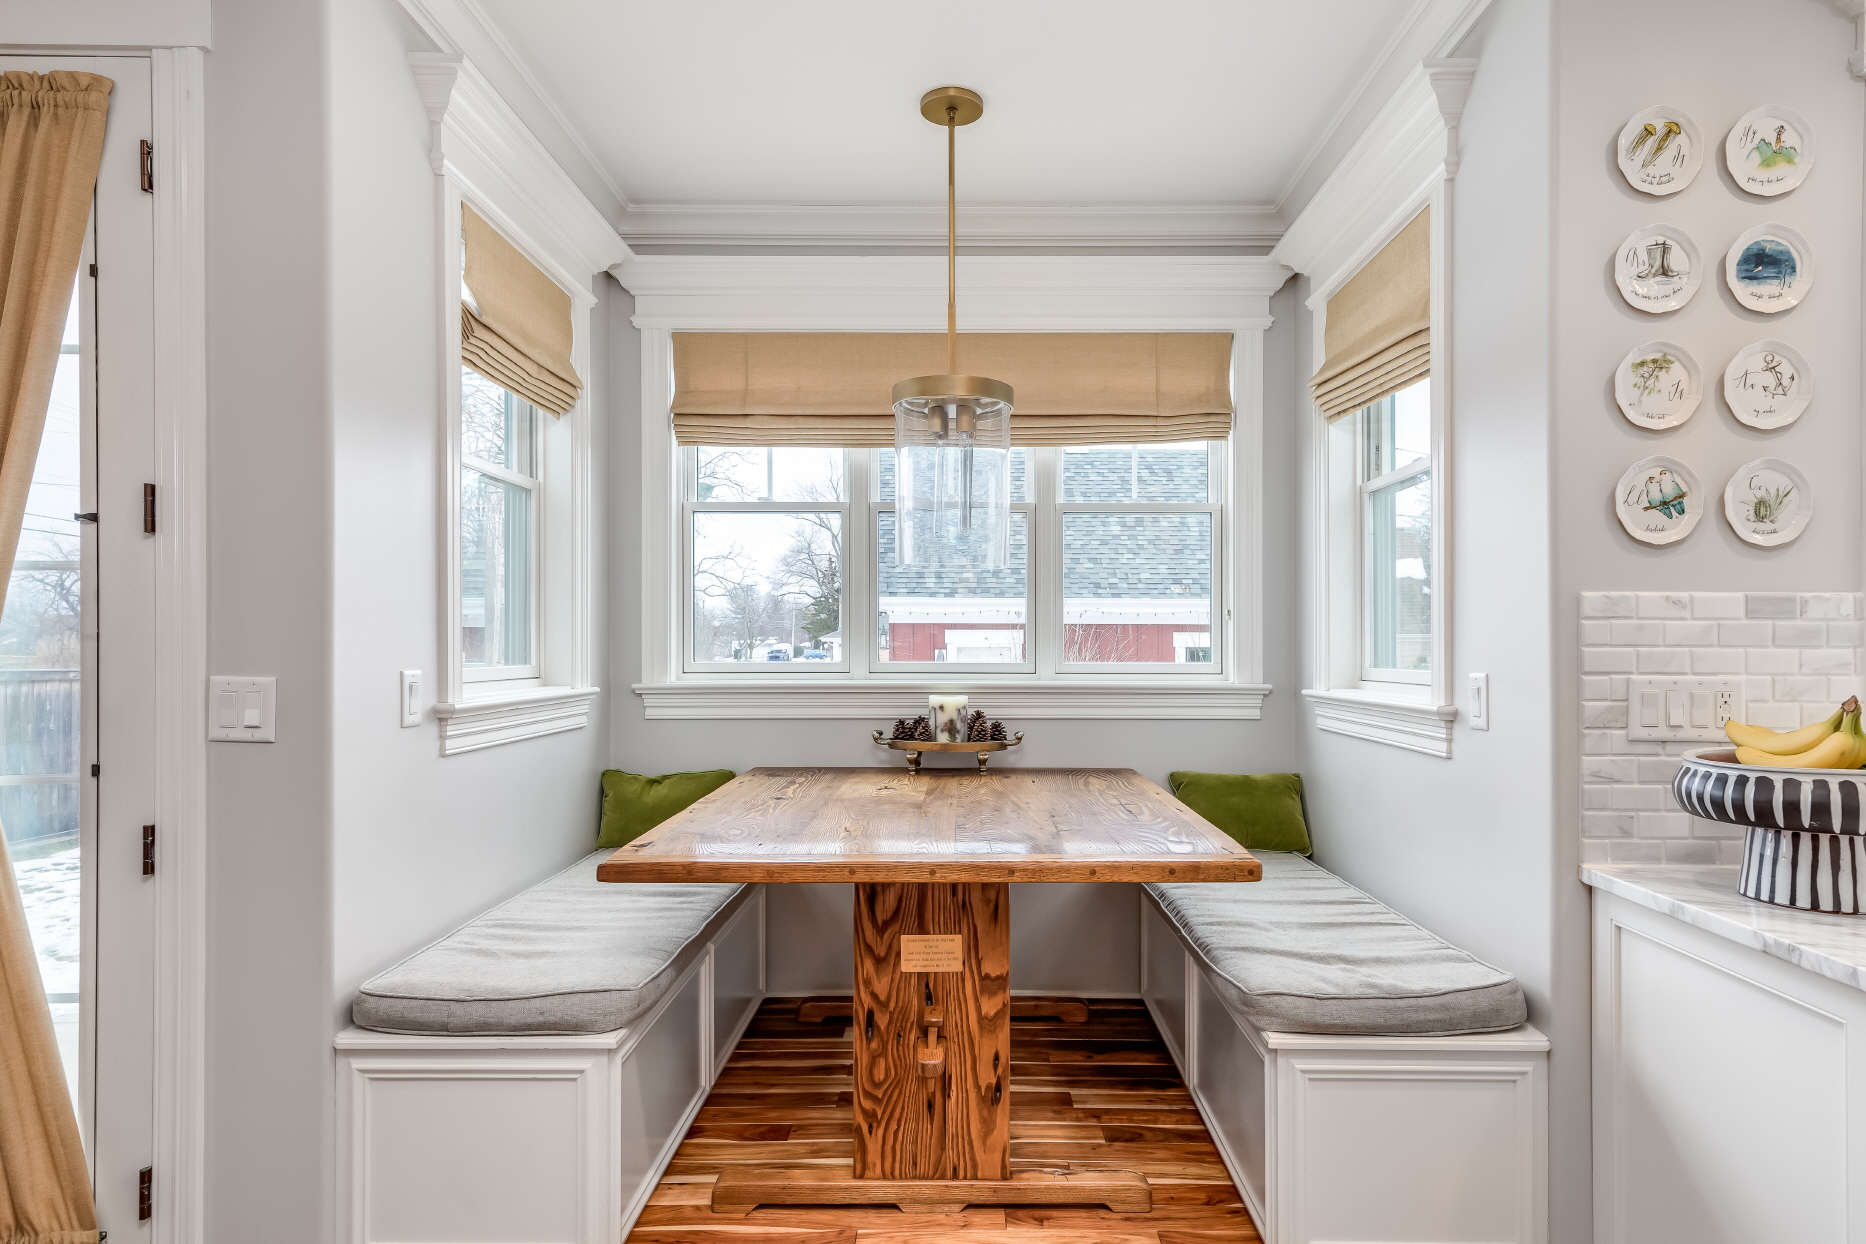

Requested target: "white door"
[{"left": 1, "top": 53, "right": 159, "bottom": 1238}]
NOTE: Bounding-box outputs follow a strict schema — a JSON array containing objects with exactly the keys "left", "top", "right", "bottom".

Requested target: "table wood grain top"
[{"left": 596, "top": 767, "right": 1261, "bottom": 884}]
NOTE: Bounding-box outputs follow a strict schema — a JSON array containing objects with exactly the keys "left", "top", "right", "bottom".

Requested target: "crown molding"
[
  {"left": 413, "top": 52, "right": 630, "bottom": 293},
  {"left": 615, "top": 202, "right": 1284, "bottom": 249},
  {"left": 611, "top": 253, "right": 1293, "bottom": 332},
  {"left": 1271, "top": 60, "right": 1458, "bottom": 304}
]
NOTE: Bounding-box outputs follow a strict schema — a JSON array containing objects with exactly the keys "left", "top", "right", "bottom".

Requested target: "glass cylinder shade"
[{"left": 892, "top": 377, "right": 1013, "bottom": 568}]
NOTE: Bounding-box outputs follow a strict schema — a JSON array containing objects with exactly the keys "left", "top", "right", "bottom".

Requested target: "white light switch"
[
  {"left": 1626, "top": 677, "right": 1742, "bottom": 742},
  {"left": 400, "top": 670, "right": 421, "bottom": 728},
  {"left": 208, "top": 676, "right": 275, "bottom": 742},
  {"left": 1468, "top": 673, "right": 1489, "bottom": 730}
]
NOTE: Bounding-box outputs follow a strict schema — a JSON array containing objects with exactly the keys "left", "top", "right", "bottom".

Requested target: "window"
[
  {"left": 1359, "top": 379, "right": 1431, "bottom": 684},
  {"left": 679, "top": 442, "right": 1224, "bottom": 675},
  {"left": 460, "top": 365, "right": 540, "bottom": 681}
]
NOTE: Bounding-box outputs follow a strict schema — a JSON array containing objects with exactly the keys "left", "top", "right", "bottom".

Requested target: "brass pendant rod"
[{"left": 946, "top": 105, "right": 957, "bottom": 376}]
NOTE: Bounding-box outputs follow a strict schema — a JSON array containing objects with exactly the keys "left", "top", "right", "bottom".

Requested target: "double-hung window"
[
  {"left": 460, "top": 365, "right": 541, "bottom": 682},
  {"left": 680, "top": 442, "right": 1224, "bottom": 675},
  {"left": 1359, "top": 379, "right": 1431, "bottom": 684}
]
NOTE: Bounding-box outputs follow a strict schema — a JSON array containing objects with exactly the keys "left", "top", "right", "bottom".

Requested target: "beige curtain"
[
  {"left": 1310, "top": 208, "right": 1430, "bottom": 420},
  {"left": 461, "top": 205, "right": 581, "bottom": 416},
  {"left": 672, "top": 331, "right": 1233, "bottom": 447},
  {"left": 0, "top": 70, "right": 111, "bottom": 1244}
]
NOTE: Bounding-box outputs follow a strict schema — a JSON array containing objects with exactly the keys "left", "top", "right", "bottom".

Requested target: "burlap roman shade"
[
  {"left": 671, "top": 332, "right": 1233, "bottom": 447},
  {"left": 1310, "top": 209, "right": 1429, "bottom": 421},
  {"left": 461, "top": 205, "right": 581, "bottom": 416}
]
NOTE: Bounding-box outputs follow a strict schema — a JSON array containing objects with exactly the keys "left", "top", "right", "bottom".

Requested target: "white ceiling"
[{"left": 449, "top": 0, "right": 1458, "bottom": 246}]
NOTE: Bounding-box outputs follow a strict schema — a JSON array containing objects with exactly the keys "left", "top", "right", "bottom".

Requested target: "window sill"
[
  {"left": 435, "top": 685, "right": 600, "bottom": 755},
  {"left": 633, "top": 680, "right": 1271, "bottom": 721},
  {"left": 1301, "top": 688, "right": 1457, "bottom": 758}
]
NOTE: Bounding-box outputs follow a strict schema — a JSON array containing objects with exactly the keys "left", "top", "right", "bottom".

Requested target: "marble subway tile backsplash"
[{"left": 1580, "top": 592, "right": 1862, "bottom": 866}]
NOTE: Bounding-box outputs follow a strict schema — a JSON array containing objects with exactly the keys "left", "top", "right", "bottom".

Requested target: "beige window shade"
[
  {"left": 671, "top": 332, "right": 1233, "bottom": 447},
  {"left": 1310, "top": 208, "right": 1429, "bottom": 421},
  {"left": 461, "top": 205, "right": 581, "bottom": 416}
]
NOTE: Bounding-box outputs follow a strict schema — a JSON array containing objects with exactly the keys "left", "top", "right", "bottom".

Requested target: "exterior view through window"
[
  {"left": 1361, "top": 378, "right": 1432, "bottom": 681},
  {"left": 12, "top": 277, "right": 82, "bottom": 1091},
  {"left": 683, "top": 442, "right": 1219, "bottom": 671},
  {"left": 461, "top": 366, "right": 539, "bottom": 678}
]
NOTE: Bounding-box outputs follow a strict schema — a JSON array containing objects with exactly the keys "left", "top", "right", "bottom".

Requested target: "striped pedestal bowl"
[{"left": 1674, "top": 748, "right": 1866, "bottom": 914}]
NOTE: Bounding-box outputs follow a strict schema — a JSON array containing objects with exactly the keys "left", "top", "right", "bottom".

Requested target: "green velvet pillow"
[
  {"left": 597, "top": 769, "right": 736, "bottom": 849},
  {"left": 1168, "top": 771, "right": 1311, "bottom": 854}
]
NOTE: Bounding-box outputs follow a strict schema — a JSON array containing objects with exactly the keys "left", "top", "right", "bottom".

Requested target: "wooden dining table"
[{"left": 598, "top": 765, "right": 1260, "bottom": 1216}]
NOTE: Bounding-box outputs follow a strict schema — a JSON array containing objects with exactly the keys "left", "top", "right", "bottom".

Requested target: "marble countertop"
[{"left": 1583, "top": 864, "right": 1866, "bottom": 993}]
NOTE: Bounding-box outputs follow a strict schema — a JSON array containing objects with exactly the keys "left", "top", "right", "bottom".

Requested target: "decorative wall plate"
[
  {"left": 1615, "top": 456, "right": 1701, "bottom": 546},
  {"left": 1725, "top": 457, "right": 1812, "bottom": 547},
  {"left": 1726, "top": 105, "right": 1815, "bottom": 197},
  {"left": 1616, "top": 106, "right": 1703, "bottom": 195},
  {"left": 1613, "top": 341, "right": 1701, "bottom": 429},
  {"left": 1725, "top": 224, "right": 1812, "bottom": 314},
  {"left": 1615, "top": 225, "right": 1702, "bottom": 313},
  {"left": 1723, "top": 340, "right": 1812, "bottom": 430}
]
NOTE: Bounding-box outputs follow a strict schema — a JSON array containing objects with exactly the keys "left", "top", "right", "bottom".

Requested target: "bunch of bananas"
[{"left": 1727, "top": 696, "right": 1866, "bottom": 769}]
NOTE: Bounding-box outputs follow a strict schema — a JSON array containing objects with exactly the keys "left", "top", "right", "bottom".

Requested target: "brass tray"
[{"left": 871, "top": 730, "right": 1024, "bottom": 773}]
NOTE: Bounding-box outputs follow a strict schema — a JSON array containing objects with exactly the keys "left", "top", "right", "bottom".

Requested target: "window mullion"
[
  {"left": 845, "top": 449, "right": 870, "bottom": 677},
  {"left": 1030, "top": 447, "right": 1062, "bottom": 677}
]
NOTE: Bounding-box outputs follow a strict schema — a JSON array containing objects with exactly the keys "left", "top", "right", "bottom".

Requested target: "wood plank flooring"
[{"left": 626, "top": 996, "right": 1261, "bottom": 1244}]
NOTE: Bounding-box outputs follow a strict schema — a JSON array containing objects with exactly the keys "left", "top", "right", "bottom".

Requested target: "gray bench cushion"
[
  {"left": 353, "top": 851, "right": 750, "bottom": 1036},
  {"left": 1147, "top": 853, "right": 1527, "bottom": 1037}
]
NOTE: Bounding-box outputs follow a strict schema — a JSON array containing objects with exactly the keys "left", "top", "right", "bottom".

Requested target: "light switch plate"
[
  {"left": 1469, "top": 672, "right": 1490, "bottom": 731},
  {"left": 400, "top": 670, "right": 421, "bottom": 728},
  {"left": 1625, "top": 676, "right": 1741, "bottom": 741},
  {"left": 208, "top": 676, "right": 275, "bottom": 742}
]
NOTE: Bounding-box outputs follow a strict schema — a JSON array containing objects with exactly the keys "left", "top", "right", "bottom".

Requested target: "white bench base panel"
[
  {"left": 1141, "top": 887, "right": 1549, "bottom": 1244},
  {"left": 336, "top": 885, "right": 765, "bottom": 1244}
]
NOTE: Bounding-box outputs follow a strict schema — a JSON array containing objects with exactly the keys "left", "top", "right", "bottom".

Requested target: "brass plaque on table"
[{"left": 900, "top": 935, "right": 964, "bottom": 973}]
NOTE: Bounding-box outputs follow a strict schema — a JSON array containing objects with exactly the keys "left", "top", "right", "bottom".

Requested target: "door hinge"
[
  {"left": 143, "top": 483, "right": 156, "bottom": 534},
  {"left": 139, "top": 140, "right": 154, "bottom": 194},
  {"left": 142, "top": 824, "right": 156, "bottom": 876},
  {"left": 137, "top": 1167, "right": 152, "bottom": 1220},
  {"left": 74, "top": 512, "right": 97, "bottom": 523},
  {"left": 90, "top": 763, "right": 99, "bottom": 778},
  {"left": 89, "top": 263, "right": 97, "bottom": 278}
]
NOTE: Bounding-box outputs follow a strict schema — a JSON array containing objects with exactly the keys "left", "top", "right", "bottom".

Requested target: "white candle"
[{"left": 928, "top": 694, "right": 969, "bottom": 743}]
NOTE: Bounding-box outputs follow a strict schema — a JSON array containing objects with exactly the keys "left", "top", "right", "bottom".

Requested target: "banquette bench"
[
  {"left": 1141, "top": 851, "right": 1549, "bottom": 1244},
  {"left": 333, "top": 843, "right": 1546, "bottom": 1244},
  {"left": 334, "top": 850, "right": 766, "bottom": 1244}
]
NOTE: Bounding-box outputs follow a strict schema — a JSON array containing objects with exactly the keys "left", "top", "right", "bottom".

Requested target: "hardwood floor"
[{"left": 626, "top": 996, "right": 1262, "bottom": 1244}]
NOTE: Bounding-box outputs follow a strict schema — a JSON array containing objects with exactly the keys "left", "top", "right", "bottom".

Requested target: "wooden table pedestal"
[{"left": 711, "top": 880, "right": 1153, "bottom": 1215}]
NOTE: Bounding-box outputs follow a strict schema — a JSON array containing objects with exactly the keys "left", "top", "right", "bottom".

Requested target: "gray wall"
[
  {"left": 204, "top": 1, "right": 613, "bottom": 1240},
  {"left": 1294, "top": 0, "right": 1574, "bottom": 1234}
]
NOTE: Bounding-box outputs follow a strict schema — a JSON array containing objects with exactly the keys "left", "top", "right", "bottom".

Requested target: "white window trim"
[
  {"left": 411, "top": 53, "right": 626, "bottom": 751},
  {"left": 1275, "top": 57, "right": 1476, "bottom": 758},
  {"left": 614, "top": 253, "right": 1290, "bottom": 720}
]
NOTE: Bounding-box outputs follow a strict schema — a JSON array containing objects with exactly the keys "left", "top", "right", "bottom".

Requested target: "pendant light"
[{"left": 892, "top": 86, "right": 1013, "bottom": 569}]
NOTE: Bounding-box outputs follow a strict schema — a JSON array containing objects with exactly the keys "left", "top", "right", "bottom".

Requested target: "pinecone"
[
  {"left": 912, "top": 716, "right": 934, "bottom": 742},
  {"left": 988, "top": 720, "right": 1008, "bottom": 741},
  {"left": 966, "top": 709, "right": 990, "bottom": 741},
  {"left": 890, "top": 718, "right": 913, "bottom": 740}
]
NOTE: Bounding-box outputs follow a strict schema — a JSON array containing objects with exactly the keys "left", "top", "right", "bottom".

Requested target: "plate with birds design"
[
  {"left": 1616, "top": 106, "right": 1702, "bottom": 196},
  {"left": 1725, "top": 457, "right": 1812, "bottom": 548},
  {"left": 1615, "top": 456, "right": 1701, "bottom": 546},
  {"left": 1725, "top": 105, "right": 1814, "bottom": 197}
]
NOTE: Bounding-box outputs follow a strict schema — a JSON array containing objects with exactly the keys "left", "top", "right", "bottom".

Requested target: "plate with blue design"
[{"left": 1724, "top": 225, "right": 1812, "bottom": 314}]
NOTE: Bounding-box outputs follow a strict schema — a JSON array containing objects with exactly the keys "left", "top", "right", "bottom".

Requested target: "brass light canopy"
[{"left": 892, "top": 86, "right": 1014, "bottom": 569}]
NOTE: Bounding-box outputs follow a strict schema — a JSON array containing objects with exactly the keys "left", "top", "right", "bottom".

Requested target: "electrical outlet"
[{"left": 1625, "top": 677, "right": 1742, "bottom": 741}]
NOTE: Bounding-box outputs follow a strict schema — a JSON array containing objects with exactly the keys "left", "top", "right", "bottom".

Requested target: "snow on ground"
[{"left": 13, "top": 845, "right": 79, "bottom": 994}]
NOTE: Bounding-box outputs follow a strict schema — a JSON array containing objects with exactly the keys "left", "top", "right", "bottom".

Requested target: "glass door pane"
[{"left": 7, "top": 276, "right": 84, "bottom": 1099}]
